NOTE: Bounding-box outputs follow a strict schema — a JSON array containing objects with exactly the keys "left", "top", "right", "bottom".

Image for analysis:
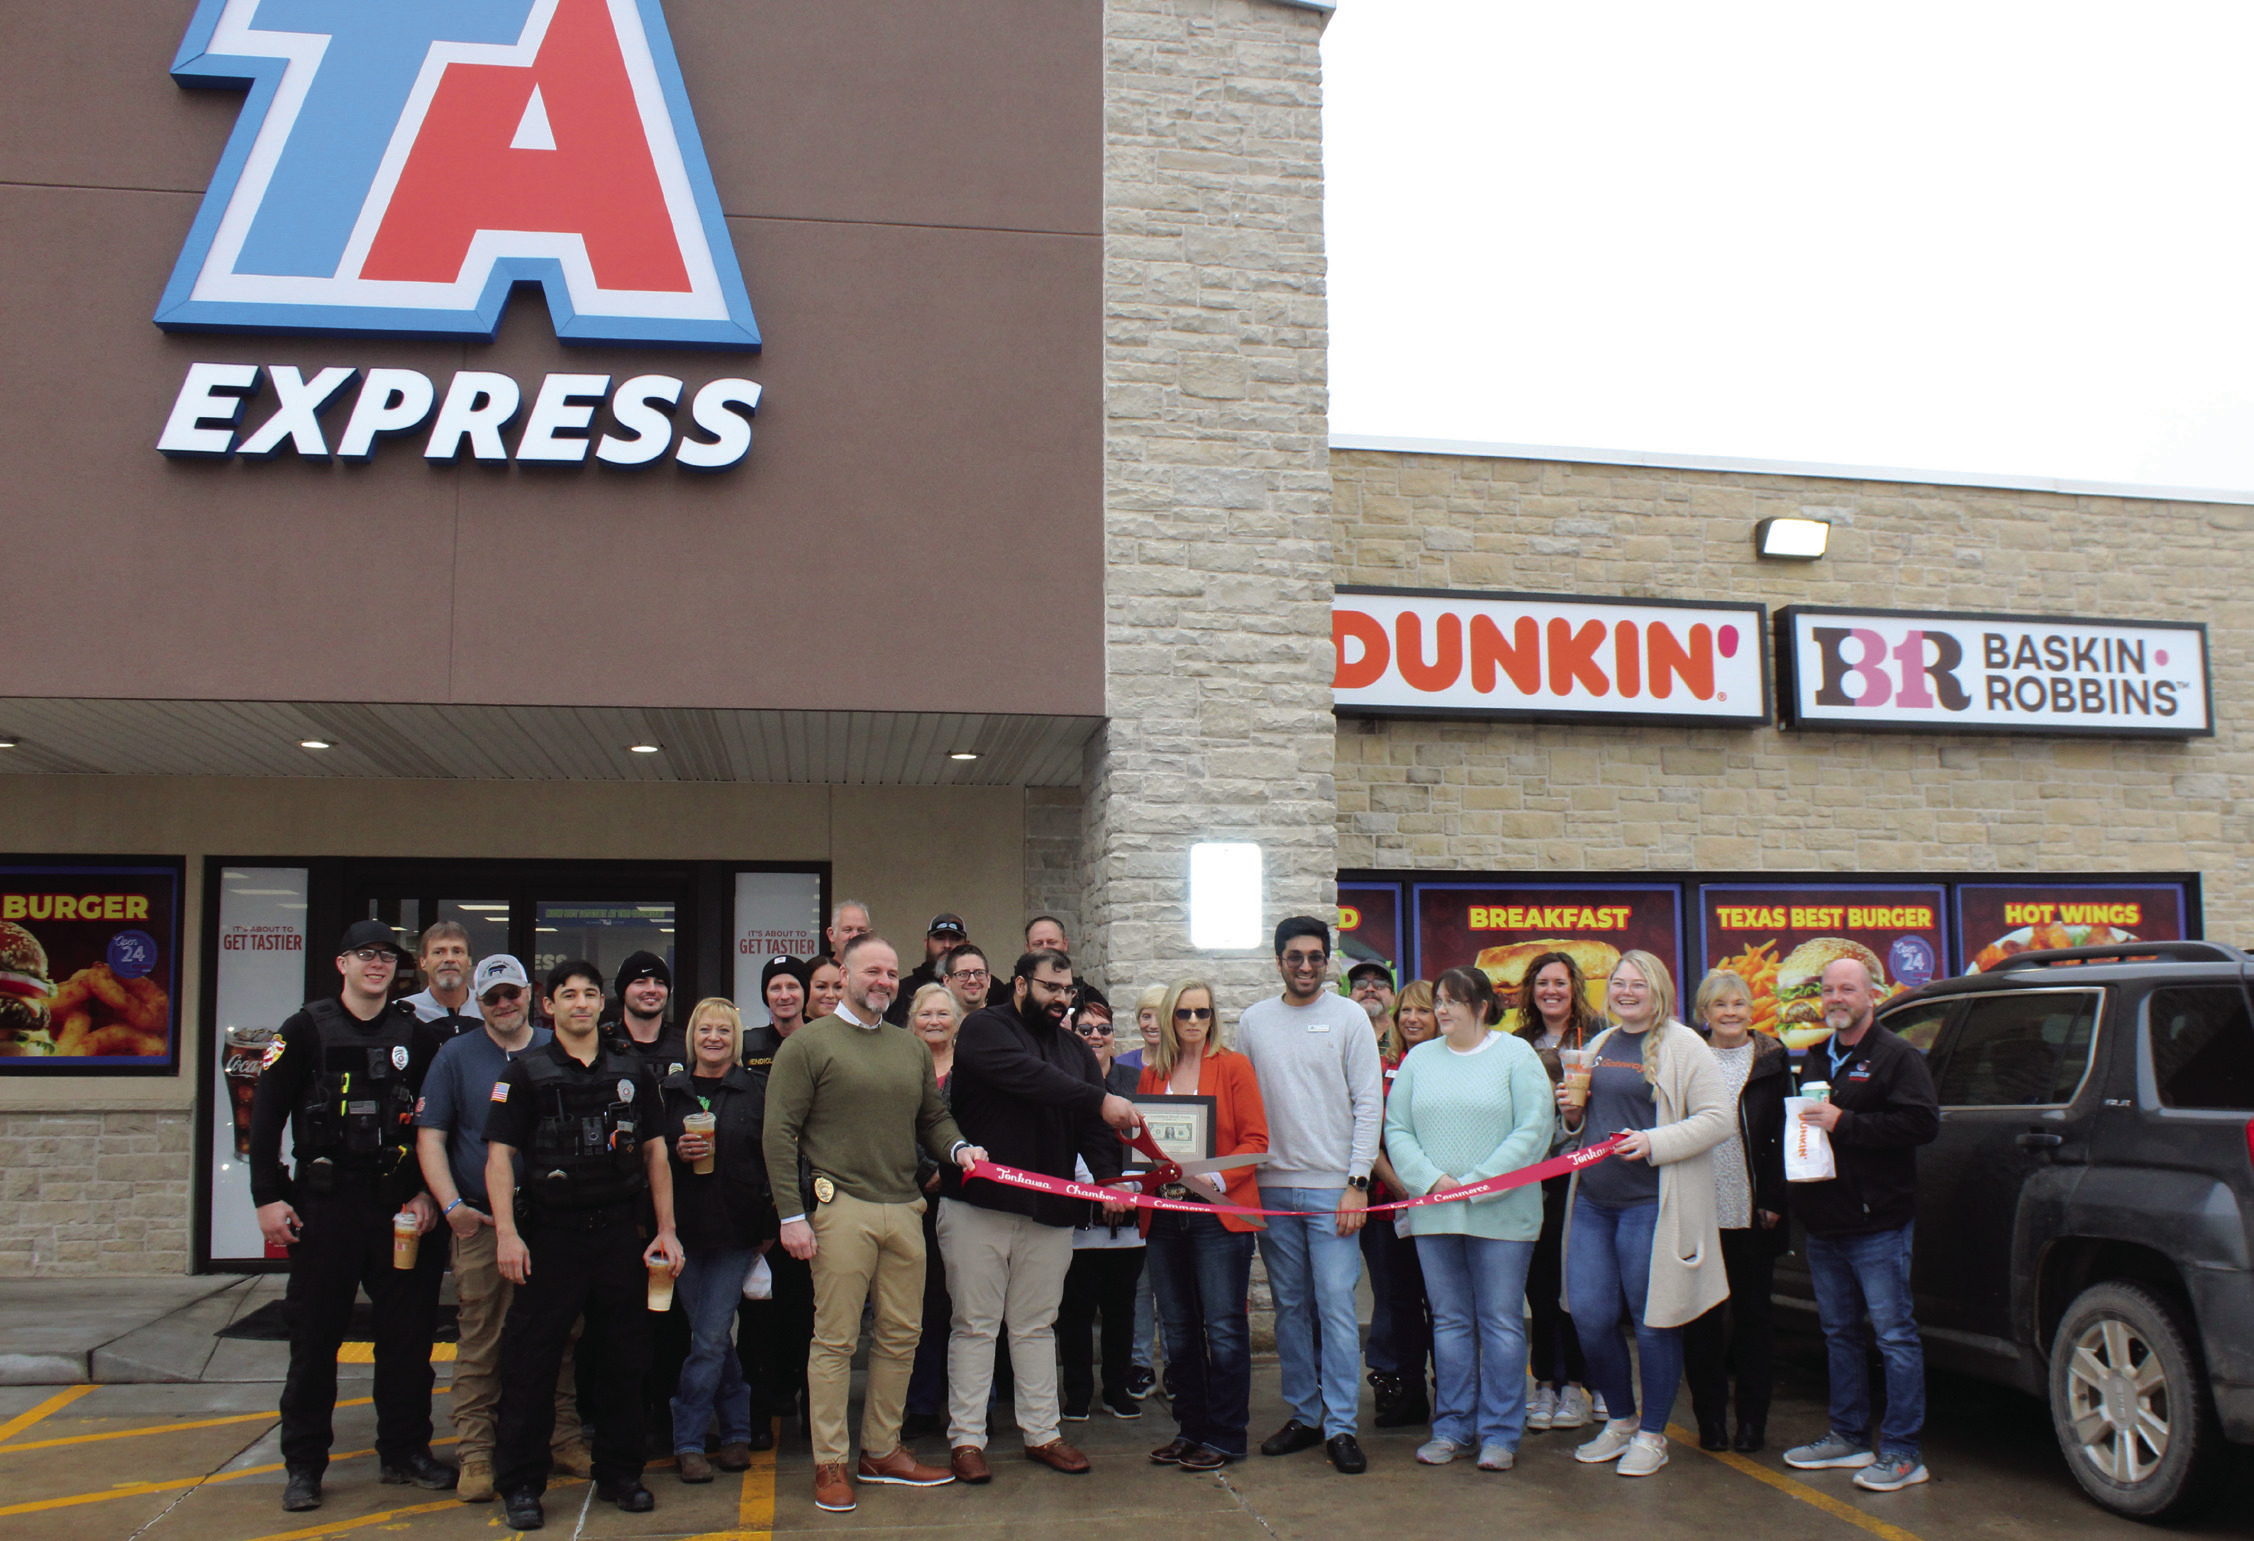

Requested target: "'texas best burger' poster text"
[
  {"left": 1414, "top": 882, "right": 1683, "bottom": 1021},
  {"left": 0, "top": 859, "right": 182, "bottom": 1073},
  {"left": 1954, "top": 882, "right": 2188, "bottom": 973},
  {"left": 1698, "top": 883, "right": 1947, "bottom": 1052}
]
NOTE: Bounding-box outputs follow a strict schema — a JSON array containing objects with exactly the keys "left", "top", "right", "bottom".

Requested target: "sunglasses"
[
  {"left": 1174, "top": 1006, "right": 1213, "bottom": 1021},
  {"left": 1074, "top": 1019, "right": 1114, "bottom": 1037},
  {"left": 481, "top": 986, "right": 524, "bottom": 1004}
]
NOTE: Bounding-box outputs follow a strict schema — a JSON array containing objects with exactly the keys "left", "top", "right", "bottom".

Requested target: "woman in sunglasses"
[
  {"left": 1139, "top": 980, "right": 1270, "bottom": 1471},
  {"left": 1058, "top": 990, "right": 1148, "bottom": 1421}
]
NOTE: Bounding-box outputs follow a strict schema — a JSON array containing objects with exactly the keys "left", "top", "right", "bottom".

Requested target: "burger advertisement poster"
[
  {"left": 1954, "top": 881, "right": 2189, "bottom": 973},
  {"left": 1413, "top": 882, "right": 1684, "bottom": 1020},
  {"left": 0, "top": 858, "right": 183, "bottom": 1074},
  {"left": 1698, "top": 883, "right": 1947, "bottom": 1052}
]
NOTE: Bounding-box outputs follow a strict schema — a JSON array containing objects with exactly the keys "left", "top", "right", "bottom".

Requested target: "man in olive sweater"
[{"left": 764, "top": 935, "right": 985, "bottom": 1514}]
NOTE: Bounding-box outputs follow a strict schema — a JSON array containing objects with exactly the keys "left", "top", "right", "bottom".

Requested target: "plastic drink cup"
[
  {"left": 648, "top": 1257, "right": 676, "bottom": 1311},
  {"left": 682, "top": 1111, "right": 717, "bottom": 1174},
  {"left": 1801, "top": 1080, "right": 1831, "bottom": 1104},
  {"left": 222, "top": 1026, "right": 273, "bottom": 1157},
  {"left": 391, "top": 1210, "right": 419, "bottom": 1270},
  {"left": 1559, "top": 1048, "right": 1594, "bottom": 1110}
]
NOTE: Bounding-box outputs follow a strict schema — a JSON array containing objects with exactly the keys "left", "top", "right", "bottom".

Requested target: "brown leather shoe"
[
  {"left": 676, "top": 1449, "right": 714, "bottom": 1483},
  {"left": 813, "top": 1462, "right": 855, "bottom": 1512},
  {"left": 1148, "top": 1437, "right": 1197, "bottom": 1466},
  {"left": 857, "top": 1446, "right": 954, "bottom": 1486},
  {"left": 550, "top": 1440, "right": 595, "bottom": 1479},
  {"left": 949, "top": 1445, "right": 992, "bottom": 1484},
  {"left": 714, "top": 1441, "right": 753, "bottom": 1472},
  {"left": 1024, "top": 1438, "right": 1091, "bottom": 1474}
]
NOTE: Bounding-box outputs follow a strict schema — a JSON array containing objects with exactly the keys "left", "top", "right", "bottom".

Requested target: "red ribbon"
[{"left": 965, "top": 1133, "right": 1630, "bottom": 1219}]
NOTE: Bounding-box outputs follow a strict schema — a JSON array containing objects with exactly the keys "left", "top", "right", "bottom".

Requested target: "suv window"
[
  {"left": 2147, "top": 985, "right": 2254, "bottom": 1110},
  {"left": 1879, "top": 998, "right": 1953, "bottom": 1055},
  {"left": 1932, "top": 989, "right": 2099, "bottom": 1107}
]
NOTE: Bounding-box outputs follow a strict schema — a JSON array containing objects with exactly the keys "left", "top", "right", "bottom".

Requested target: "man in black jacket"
[
  {"left": 1782, "top": 957, "right": 1940, "bottom": 1494},
  {"left": 937, "top": 949, "right": 1139, "bottom": 1482}
]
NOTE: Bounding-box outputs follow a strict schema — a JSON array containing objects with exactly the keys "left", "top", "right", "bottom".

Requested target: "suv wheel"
[{"left": 2048, "top": 1281, "right": 2222, "bottom": 1520}]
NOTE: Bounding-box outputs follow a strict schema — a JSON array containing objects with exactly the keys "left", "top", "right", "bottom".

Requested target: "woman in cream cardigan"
[{"left": 1555, "top": 950, "right": 1731, "bottom": 1478}]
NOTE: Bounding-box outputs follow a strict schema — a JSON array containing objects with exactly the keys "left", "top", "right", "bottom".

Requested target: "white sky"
[{"left": 1322, "top": 3, "right": 2254, "bottom": 494}]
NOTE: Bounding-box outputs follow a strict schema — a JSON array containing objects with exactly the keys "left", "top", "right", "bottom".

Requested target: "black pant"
[
  {"left": 279, "top": 1182, "right": 442, "bottom": 1474},
  {"left": 1058, "top": 1245, "right": 1146, "bottom": 1411},
  {"left": 495, "top": 1217, "right": 652, "bottom": 1495},
  {"left": 1683, "top": 1227, "right": 1777, "bottom": 1429},
  {"left": 1526, "top": 1175, "right": 1588, "bottom": 1386},
  {"left": 906, "top": 1196, "right": 951, "bottom": 1417},
  {"left": 736, "top": 1247, "right": 814, "bottom": 1417},
  {"left": 646, "top": 1294, "right": 689, "bottom": 1442},
  {"left": 1359, "top": 1213, "right": 1431, "bottom": 1384}
]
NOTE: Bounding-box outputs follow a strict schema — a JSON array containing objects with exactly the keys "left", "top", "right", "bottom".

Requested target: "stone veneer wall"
[
  {"left": 0, "top": 1112, "right": 192, "bottom": 1274},
  {"left": 1080, "top": 0, "right": 1340, "bottom": 1021},
  {"left": 1331, "top": 450, "right": 2253, "bottom": 936}
]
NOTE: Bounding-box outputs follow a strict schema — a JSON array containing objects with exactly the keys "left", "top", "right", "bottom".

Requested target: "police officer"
[
  {"left": 606, "top": 951, "right": 684, "bottom": 1073},
  {"left": 484, "top": 959, "right": 684, "bottom": 1530},
  {"left": 249, "top": 919, "right": 453, "bottom": 1513}
]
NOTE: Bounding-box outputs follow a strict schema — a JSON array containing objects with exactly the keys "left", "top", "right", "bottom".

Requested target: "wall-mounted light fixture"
[
  {"left": 1754, "top": 516, "right": 1830, "bottom": 560},
  {"left": 1188, "top": 842, "right": 1263, "bottom": 950}
]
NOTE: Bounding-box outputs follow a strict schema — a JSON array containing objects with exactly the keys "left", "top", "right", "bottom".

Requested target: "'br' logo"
[{"left": 157, "top": 0, "right": 759, "bottom": 349}]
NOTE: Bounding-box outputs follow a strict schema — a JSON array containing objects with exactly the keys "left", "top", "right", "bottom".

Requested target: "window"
[
  {"left": 2147, "top": 986, "right": 2254, "bottom": 1111},
  {"left": 1932, "top": 990, "right": 2099, "bottom": 1107},
  {"left": 1880, "top": 999, "right": 1954, "bottom": 1056}
]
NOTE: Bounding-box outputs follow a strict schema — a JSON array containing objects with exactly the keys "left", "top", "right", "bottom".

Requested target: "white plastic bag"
[
  {"left": 742, "top": 1254, "right": 773, "bottom": 1301},
  {"left": 1783, "top": 1097, "right": 1836, "bottom": 1183}
]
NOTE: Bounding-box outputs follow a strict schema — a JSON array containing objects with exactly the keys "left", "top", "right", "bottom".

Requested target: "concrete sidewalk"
[{"left": 0, "top": 1275, "right": 297, "bottom": 1385}]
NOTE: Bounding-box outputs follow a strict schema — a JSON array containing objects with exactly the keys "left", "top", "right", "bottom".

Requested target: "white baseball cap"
[{"left": 474, "top": 955, "right": 530, "bottom": 998}]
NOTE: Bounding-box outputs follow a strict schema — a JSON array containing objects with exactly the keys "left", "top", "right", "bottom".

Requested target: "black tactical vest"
[
  {"left": 293, "top": 998, "right": 419, "bottom": 1189},
  {"left": 520, "top": 1049, "right": 650, "bottom": 1215}
]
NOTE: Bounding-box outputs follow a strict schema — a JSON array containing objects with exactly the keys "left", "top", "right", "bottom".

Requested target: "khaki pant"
[
  {"left": 937, "top": 1198, "right": 1074, "bottom": 1450},
  {"left": 452, "top": 1222, "right": 583, "bottom": 1462},
  {"left": 808, "top": 1190, "right": 927, "bottom": 1465}
]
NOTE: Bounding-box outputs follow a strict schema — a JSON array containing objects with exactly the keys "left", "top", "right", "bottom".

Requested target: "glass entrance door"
[{"left": 532, "top": 900, "right": 676, "bottom": 993}]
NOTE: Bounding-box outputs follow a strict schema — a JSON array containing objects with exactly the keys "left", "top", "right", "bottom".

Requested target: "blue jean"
[
  {"left": 670, "top": 1246, "right": 758, "bottom": 1453},
  {"left": 1566, "top": 1198, "right": 1682, "bottom": 1436},
  {"left": 1147, "top": 1211, "right": 1256, "bottom": 1456},
  {"left": 1131, "top": 1268, "right": 1158, "bottom": 1372},
  {"left": 1416, "top": 1234, "right": 1535, "bottom": 1450},
  {"left": 1805, "top": 1223, "right": 1925, "bottom": 1460},
  {"left": 1258, "top": 1186, "right": 1367, "bottom": 1437}
]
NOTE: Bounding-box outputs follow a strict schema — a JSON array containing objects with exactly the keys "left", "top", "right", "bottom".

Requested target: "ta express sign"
[
  {"left": 1778, "top": 606, "right": 2212, "bottom": 738},
  {"left": 152, "top": 0, "right": 761, "bottom": 469},
  {"left": 1333, "top": 588, "right": 1771, "bottom": 727}
]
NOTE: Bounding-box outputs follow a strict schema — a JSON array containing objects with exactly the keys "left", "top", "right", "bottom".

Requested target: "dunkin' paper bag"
[{"left": 1783, "top": 1097, "right": 1836, "bottom": 1183}]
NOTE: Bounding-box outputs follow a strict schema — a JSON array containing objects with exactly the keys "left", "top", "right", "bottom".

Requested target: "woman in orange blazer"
[{"left": 1138, "top": 978, "right": 1270, "bottom": 1471}]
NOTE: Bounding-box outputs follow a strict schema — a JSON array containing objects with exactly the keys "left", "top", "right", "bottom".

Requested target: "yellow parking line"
[
  {"left": 224, "top": 1496, "right": 461, "bottom": 1541},
  {"left": 0, "top": 1389, "right": 448, "bottom": 1455},
  {"left": 1667, "top": 1424, "right": 1926, "bottom": 1541},
  {"left": 0, "top": 1385, "right": 95, "bottom": 1445},
  {"left": 0, "top": 1437, "right": 457, "bottom": 1519},
  {"left": 684, "top": 1421, "right": 779, "bottom": 1541},
  {"left": 337, "top": 1342, "right": 457, "bottom": 1365}
]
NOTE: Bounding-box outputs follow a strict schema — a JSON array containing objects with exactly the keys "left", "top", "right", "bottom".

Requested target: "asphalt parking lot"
[{"left": 2, "top": 1322, "right": 2248, "bottom": 1541}]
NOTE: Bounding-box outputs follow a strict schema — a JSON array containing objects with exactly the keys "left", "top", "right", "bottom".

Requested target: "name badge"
[{"left": 1308, "top": 1021, "right": 1330, "bottom": 1032}]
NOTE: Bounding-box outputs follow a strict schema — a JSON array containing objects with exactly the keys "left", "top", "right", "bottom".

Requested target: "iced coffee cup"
[
  {"left": 682, "top": 1111, "right": 717, "bottom": 1174},
  {"left": 647, "top": 1257, "right": 676, "bottom": 1311},
  {"left": 391, "top": 1210, "right": 420, "bottom": 1270},
  {"left": 1559, "top": 1048, "right": 1594, "bottom": 1111}
]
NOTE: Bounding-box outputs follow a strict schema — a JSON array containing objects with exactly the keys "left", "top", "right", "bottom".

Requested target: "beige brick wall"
[
  {"left": 0, "top": 1111, "right": 191, "bottom": 1275},
  {"left": 1333, "top": 450, "right": 2252, "bottom": 937}
]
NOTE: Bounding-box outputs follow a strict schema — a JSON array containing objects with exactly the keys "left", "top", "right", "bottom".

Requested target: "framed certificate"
[{"left": 1129, "top": 1095, "right": 1215, "bottom": 1170}]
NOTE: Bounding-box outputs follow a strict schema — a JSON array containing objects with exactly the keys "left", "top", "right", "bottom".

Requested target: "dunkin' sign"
[{"left": 1333, "top": 587, "right": 1770, "bottom": 726}]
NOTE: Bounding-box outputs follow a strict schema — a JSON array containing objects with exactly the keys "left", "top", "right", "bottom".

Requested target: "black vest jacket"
[
  {"left": 518, "top": 1047, "right": 651, "bottom": 1216},
  {"left": 293, "top": 998, "right": 420, "bottom": 1196}
]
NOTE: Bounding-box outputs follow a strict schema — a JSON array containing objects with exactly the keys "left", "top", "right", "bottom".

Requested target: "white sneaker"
[
  {"left": 1617, "top": 1432, "right": 1668, "bottom": 1477},
  {"left": 1415, "top": 1438, "right": 1462, "bottom": 1465},
  {"left": 1526, "top": 1385, "right": 1557, "bottom": 1431},
  {"left": 1575, "top": 1418, "right": 1639, "bottom": 1464},
  {"left": 1591, "top": 1391, "right": 1610, "bottom": 1421},
  {"left": 1477, "top": 1443, "right": 1515, "bottom": 1471},
  {"left": 1550, "top": 1385, "right": 1590, "bottom": 1430}
]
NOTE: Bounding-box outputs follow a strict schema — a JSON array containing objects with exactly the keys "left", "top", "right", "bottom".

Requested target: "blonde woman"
[
  {"left": 903, "top": 983, "right": 963, "bottom": 1438},
  {"left": 1116, "top": 984, "right": 1167, "bottom": 1075},
  {"left": 1556, "top": 951, "right": 1731, "bottom": 1478},
  {"left": 1117, "top": 984, "right": 1169, "bottom": 1399},
  {"left": 660, "top": 998, "right": 775, "bottom": 1479},
  {"left": 1364, "top": 981, "right": 1437, "bottom": 1429}
]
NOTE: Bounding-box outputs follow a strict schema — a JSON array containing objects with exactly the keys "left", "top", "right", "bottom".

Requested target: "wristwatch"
[{"left": 1346, "top": 1175, "right": 1370, "bottom": 1192}]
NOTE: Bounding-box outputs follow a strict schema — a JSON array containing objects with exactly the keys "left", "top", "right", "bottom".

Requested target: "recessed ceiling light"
[
  {"left": 628, "top": 743, "right": 662, "bottom": 754},
  {"left": 949, "top": 751, "right": 980, "bottom": 761},
  {"left": 0, "top": 739, "right": 17, "bottom": 750},
  {"left": 299, "top": 739, "right": 333, "bottom": 750}
]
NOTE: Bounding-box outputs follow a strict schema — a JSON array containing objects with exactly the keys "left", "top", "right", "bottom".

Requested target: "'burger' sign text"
[
  {"left": 1778, "top": 605, "right": 2211, "bottom": 738},
  {"left": 1334, "top": 587, "right": 1771, "bottom": 727}
]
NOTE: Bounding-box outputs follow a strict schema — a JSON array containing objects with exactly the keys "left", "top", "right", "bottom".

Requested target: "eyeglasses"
[
  {"left": 481, "top": 986, "right": 523, "bottom": 1004},
  {"left": 947, "top": 968, "right": 990, "bottom": 984},
  {"left": 1074, "top": 1020, "right": 1114, "bottom": 1037},
  {"left": 346, "top": 946, "right": 394, "bottom": 963},
  {"left": 1174, "top": 1006, "right": 1213, "bottom": 1021},
  {"left": 1028, "top": 976, "right": 1077, "bottom": 996},
  {"left": 1280, "top": 950, "right": 1328, "bottom": 970}
]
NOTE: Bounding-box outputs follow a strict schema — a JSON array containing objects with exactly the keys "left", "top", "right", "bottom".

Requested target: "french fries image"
[
  {"left": 1713, "top": 938, "right": 1784, "bottom": 1039},
  {"left": 47, "top": 963, "right": 168, "bottom": 1057}
]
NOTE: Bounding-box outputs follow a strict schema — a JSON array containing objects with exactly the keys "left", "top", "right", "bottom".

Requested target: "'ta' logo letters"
[{"left": 158, "top": 0, "right": 759, "bottom": 349}]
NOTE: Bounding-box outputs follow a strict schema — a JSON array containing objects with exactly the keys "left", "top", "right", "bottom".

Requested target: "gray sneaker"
[
  {"left": 1476, "top": 1443, "right": 1515, "bottom": 1471},
  {"left": 1853, "top": 1457, "right": 1929, "bottom": 1492},
  {"left": 1784, "top": 1433, "right": 1876, "bottom": 1470},
  {"left": 1415, "top": 1438, "right": 1462, "bottom": 1465}
]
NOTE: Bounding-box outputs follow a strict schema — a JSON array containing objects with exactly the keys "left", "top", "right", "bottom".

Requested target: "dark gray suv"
[{"left": 1776, "top": 941, "right": 2254, "bottom": 1520}]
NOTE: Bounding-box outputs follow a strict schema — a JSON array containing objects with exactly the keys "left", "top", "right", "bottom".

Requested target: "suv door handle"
[{"left": 2016, "top": 1132, "right": 2063, "bottom": 1150}]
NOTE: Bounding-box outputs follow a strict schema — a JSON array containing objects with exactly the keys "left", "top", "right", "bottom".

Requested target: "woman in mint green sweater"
[{"left": 1383, "top": 966, "right": 1556, "bottom": 1472}]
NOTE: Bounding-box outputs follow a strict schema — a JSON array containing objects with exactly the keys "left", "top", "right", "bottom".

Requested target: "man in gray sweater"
[{"left": 1237, "top": 916, "right": 1384, "bottom": 1474}]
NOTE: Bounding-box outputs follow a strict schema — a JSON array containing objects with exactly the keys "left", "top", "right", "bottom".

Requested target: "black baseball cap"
[
  {"left": 337, "top": 919, "right": 407, "bottom": 958},
  {"left": 1346, "top": 960, "right": 1393, "bottom": 986},
  {"left": 760, "top": 955, "right": 807, "bottom": 995},
  {"left": 927, "top": 913, "right": 967, "bottom": 938}
]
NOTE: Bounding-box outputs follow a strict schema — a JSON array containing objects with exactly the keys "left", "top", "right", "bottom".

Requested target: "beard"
[
  {"left": 1824, "top": 1005, "right": 1862, "bottom": 1033},
  {"left": 1360, "top": 996, "right": 1385, "bottom": 1023}
]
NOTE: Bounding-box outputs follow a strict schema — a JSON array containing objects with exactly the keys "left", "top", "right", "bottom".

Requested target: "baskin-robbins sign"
[
  {"left": 153, "top": 0, "right": 761, "bottom": 470},
  {"left": 1333, "top": 587, "right": 1771, "bottom": 727},
  {"left": 1777, "top": 606, "right": 2212, "bottom": 739}
]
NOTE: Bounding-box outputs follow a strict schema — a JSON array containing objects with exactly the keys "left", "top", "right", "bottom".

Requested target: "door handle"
[{"left": 2015, "top": 1132, "right": 2063, "bottom": 1150}]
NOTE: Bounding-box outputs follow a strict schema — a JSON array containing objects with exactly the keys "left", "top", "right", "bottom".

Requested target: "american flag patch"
[{"left": 490, "top": 1082, "right": 510, "bottom": 1103}]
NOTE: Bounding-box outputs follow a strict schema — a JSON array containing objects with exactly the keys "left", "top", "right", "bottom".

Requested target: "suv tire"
[{"left": 2047, "top": 1280, "right": 2222, "bottom": 1521}]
